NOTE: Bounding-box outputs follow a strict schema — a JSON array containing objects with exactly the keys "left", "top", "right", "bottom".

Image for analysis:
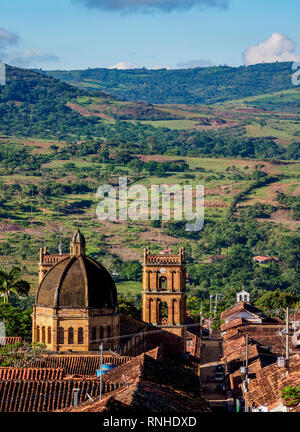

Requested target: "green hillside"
[
  {"left": 45, "top": 62, "right": 296, "bottom": 105},
  {"left": 0, "top": 64, "right": 299, "bottom": 333},
  {"left": 1, "top": 65, "right": 299, "bottom": 161}
]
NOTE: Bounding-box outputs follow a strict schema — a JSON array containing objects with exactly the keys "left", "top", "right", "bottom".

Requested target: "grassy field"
[
  {"left": 116, "top": 280, "right": 142, "bottom": 297},
  {"left": 68, "top": 88, "right": 300, "bottom": 145},
  {"left": 139, "top": 119, "right": 199, "bottom": 129}
]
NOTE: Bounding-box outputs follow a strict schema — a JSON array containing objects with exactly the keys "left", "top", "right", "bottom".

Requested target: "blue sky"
[{"left": 1, "top": 0, "right": 300, "bottom": 70}]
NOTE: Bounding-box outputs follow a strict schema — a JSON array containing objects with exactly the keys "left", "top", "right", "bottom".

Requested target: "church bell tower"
[{"left": 142, "top": 247, "right": 187, "bottom": 354}]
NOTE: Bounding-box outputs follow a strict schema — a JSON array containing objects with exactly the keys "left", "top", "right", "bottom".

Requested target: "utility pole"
[
  {"left": 214, "top": 293, "right": 219, "bottom": 318},
  {"left": 286, "top": 307, "right": 290, "bottom": 375},
  {"left": 209, "top": 294, "right": 213, "bottom": 339},
  {"left": 245, "top": 334, "right": 249, "bottom": 412},
  {"left": 99, "top": 342, "right": 104, "bottom": 401},
  {"left": 200, "top": 301, "right": 203, "bottom": 337},
  {"left": 245, "top": 334, "right": 249, "bottom": 386}
]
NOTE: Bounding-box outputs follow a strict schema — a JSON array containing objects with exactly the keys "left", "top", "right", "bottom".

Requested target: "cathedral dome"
[
  {"left": 36, "top": 228, "right": 117, "bottom": 309},
  {"left": 36, "top": 255, "right": 117, "bottom": 309}
]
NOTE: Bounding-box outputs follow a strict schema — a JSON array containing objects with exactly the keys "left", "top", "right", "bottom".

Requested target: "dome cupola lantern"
[{"left": 70, "top": 226, "right": 86, "bottom": 256}]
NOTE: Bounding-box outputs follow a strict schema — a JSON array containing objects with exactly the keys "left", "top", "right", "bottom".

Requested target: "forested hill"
[
  {"left": 0, "top": 65, "right": 112, "bottom": 138},
  {"left": 45, "top": 62, "right": 296, "bottom": 104}
]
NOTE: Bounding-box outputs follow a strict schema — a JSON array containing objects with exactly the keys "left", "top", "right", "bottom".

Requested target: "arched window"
[
  {"left": 68, "top": 327, "right": 74, "bottom": 344},
  {"left": 58, "top": 327, "right": 64, "bottom": 344},
  {"left": 78, "top": 327, "right": 84, "bottom": 344},
  {"left": 107, "top": 326, "right": 111, "bottom": 339},
  {"left": 36, "top": 326, "right": 40, "bottom": 343},
  {"left": 47, "top": 327, "right": 51, "bottom": 344},
  {"left": 42, "top": 326, "right": 46, "bottom": 343},
  {"left": 159, "top": 276, "right": 167, "bottom": 291},
  {"left": 91, "top": 327, "right": 97, "bottom": 342},
  {"left": 99, "top": 327, "right": 104, "bottom": 340},
  {"left": 76, "top": 246, "right": 78, "bottom": 254},
  {"left": 158, "top": 301, "right": 168, "bottom": 324}
]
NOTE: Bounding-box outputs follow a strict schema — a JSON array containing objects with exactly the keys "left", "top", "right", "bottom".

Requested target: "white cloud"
[
  {"left": 72, "top": 0, "right": 229, "bottom": 13},
  {"left": 149, "top": 64, "right": 170, "bottom": 69},
  {"left": 176, "top": 59, "right": 212, "bottom": 68},
  {"left": 0, "top": 27, "right": 20, "bottom": 54},
  {"left": 243, "top": 33, "right": 300, "bottom": 66},
  {"left": 9, "top": 48, "right": 60, "bottom": 67},
  {"left": 0, "top": 27, "right": 59, "bottom": 68},
  {"left": 108, "top": 61, "right": 139, "bottom": 69},
  {"left": 108, "top": 61, "right": 170, "bottom": 69}
]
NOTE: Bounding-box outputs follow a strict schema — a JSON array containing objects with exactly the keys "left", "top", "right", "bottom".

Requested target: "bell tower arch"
[{"left": 142, "top": 247, "right": 186, "bottom": 353}]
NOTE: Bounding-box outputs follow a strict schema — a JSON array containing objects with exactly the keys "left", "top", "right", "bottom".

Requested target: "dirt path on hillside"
[{"left": 66, "top": 102, "right": 110, "bottom": 119}]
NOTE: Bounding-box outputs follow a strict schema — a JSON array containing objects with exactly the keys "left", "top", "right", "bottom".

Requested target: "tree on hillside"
[
  {"left": 0, "top": 267, "right": 30, "bottom": 304},
  {"left": 118, "top": 261, "right": 142, "bottom": 282},
  {"left": 256, "top": 290, "right": 299, "bottom": 315},
  {"left": 117, "top": 294, "right": 142, "bottom": 321}
]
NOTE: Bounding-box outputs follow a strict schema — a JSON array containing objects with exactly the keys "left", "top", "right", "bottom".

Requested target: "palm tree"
[{"left": 0, "top": 267, "right": 30, "bottom": 304}]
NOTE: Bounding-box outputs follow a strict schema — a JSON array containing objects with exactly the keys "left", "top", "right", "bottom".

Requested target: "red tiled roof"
[
  {"left": 59, "top": 350, "right": 210, "bottom": 413},
  {"left": 159, "top": 248, "right": 171, "bottom": 254},
  {"left": 0, "top": 368, "right": 65, "bottom": 381},
  {"left": 37, "top": 354, "right": 132, "bottom": 376},
  {"left": 120, "top": 313, "right": 147, "bottom": 337},
  {"left": 220, "top": 302, "right": 264, "bottom": 321},
  {"left": 223, "top": 335, "right": 278, "bottom": 396},
  {"left": 0, "top": 337, "right": 22, "bottom": 345},
  {"left": 207, "top": 254, "right": 227, "bottom": 260},
  {"left": 223, "top": 335, "right": 248, "bottom": 358},
  {"left": 0, "top": 347, "right": 207, "bottom": 412},
  {"left": 229, "top": 358, "right": 263, "bottom": 393},
  {"left": 186, "top": 332, "right": 200, "bottom": 358},
  {"left": 0, "top": 377, "right": 114, "bottom": 412},
  {"left": 245, "top": 354, "right": 300, "bottom": 410},
  {"left": 223, "top": 324, "right": 288, "bottom": 356},
  {"left": 291, "top": 312, "right": 300, "bottom": 322},
  {"left": 0, "top": 357, "right": 131, "bottom": 412},
  {"left": 221, "top": 318, "right": 244, "bottom": 331},
  {"left": 62, "top": 379, "right": 210, "bottom": 413}
]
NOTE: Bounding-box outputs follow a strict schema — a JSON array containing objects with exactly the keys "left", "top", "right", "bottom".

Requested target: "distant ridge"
[{"left": 45, "top": 62, "right": 296, "bottom": 105}]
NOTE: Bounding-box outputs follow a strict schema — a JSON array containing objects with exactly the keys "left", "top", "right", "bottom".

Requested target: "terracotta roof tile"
[
  {"left": 220, "top": 302, "right": 264, "bottom": 321},
  {"left": 223, "top": 324, "right": 289, "bottom": 356},
  {"left": 120, "top": 313, "right": 147, "bottom": 337},
  {"left": 62, "top": 379, "right": 211, "bottom": 413},
  {"left": 221, "top": 318, "right": 244, "bottom": 331},
  {"left": 0, "top": 337, "right": 22, "bottom": 345},
  {"left": 59, "top": 350, "right": 210, "bottom": 413},
  {"left": 0, "top": 368, "right": 65, "bottom": 381},
  {"left": 33, "top": 354, "right": 132, "bottom": 376},
  {"left": 244, "top": 354, "right": 300, "bottom": 410},
  {"left": 0, "top": 347, "right": 205, "bottom": 412}
]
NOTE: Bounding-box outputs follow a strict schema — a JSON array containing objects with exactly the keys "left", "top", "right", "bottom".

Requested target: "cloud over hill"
[{"left": 243, "top": 33, "right": 300, "bottom": 65}]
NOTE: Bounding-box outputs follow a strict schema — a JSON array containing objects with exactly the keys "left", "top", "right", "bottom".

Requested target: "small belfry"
[{"left": 142, "top": 246, "right": 187, "bottom": 353}]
